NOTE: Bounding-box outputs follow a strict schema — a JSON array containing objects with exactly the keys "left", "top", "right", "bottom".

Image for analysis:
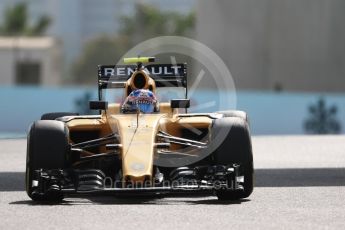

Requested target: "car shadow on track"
[
  {"left": 2, "top": 168, "right": 345, "bottom": 192},
  {"left": 3, "top": 172, "right": 250, "bottom": 206},
  {"left": 255, "top": 168, "right": 345, "bottom": 187},
  {"left": 4, "top": 167, "right": 345, "bottom": 205},
  {"left": 9, "top": 196, "right": 251, "bottom": 206},
  {"left": 0, "top": 172, "right": 24, "bottom": 191},
  {"left": 84, "top": 195, "right": 251, "bottom": 205}
]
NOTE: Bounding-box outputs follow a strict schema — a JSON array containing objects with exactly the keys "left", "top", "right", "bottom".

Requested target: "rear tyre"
[
  {"left": 211, "top": 117, "right": 254, "bottom": 200},
  {"left": 216, "top": 110, "right": 248, "bottom": 123},
  {"left": 41, "top": 112, "right": 78, "bottom": 120},
  {"left": 26, "top": 120, "right": 69, "bottom": 201}
]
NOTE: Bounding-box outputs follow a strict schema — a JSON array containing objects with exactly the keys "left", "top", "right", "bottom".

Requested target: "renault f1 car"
[{"left": 26, "top": 57, "right": 254, "bottom": 201}]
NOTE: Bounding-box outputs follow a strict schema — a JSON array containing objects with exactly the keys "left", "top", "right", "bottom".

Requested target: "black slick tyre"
[
  {"left": 26, "top": 120, "right": 69, "bottom": 201},
  {"left": 211, "top": 117, "right": 254, "bottom": 200},
  {"left": 41, "top": 112, "right": 78, "bottom": 120},
  {"left": 216, "top": 110, "right": 248, "bottom": 123}
]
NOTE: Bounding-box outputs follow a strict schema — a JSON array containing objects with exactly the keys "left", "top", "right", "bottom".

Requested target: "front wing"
[{"left": 29, "top": 165, "right": 244, "bottom": 198}]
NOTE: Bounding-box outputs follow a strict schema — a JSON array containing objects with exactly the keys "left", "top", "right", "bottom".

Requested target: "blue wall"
[{"left": 1, "top": 86, "right": 344, "bottom": 136}]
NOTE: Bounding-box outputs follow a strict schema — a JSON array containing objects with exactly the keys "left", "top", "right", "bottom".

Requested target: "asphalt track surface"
[{"left": 0, "top": 136, "right": 344, "bottom": 229}]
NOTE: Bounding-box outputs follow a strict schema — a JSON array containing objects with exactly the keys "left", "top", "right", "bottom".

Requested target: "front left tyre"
[
  {"left": 211, "top": 117, "right": 254, "bottom": 200},
  {"left": 26, "top": 120, "right": 69, "bottom": 201}
]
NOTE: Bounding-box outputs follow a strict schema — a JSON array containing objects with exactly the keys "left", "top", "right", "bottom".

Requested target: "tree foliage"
[
  {"left": 304, "top": 98, "right": 341, "bottom": 134},
  {"left": 120, "top": 3, "right": 195, "bottom": 44},
  {"left": 71, "top": 36, "right": 130, "bottom": 84},
  {"left": 72, "top": 3, "right": 195, "bottom": 84},
  {"left": 0, "top": 3, "right": 51, "bottom": 36}
]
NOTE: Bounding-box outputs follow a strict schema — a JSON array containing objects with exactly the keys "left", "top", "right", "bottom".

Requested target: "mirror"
[
  {"left": 170, "top": 99, "right": 190, "bottom": 109},
  {"left": 89, "top": 101, "right": 108, "bottom": 110}
]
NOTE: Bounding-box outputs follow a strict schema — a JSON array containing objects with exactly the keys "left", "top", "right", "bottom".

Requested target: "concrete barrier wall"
[{"left": 196, "top": 0, "right": 345, "bottom": 92}]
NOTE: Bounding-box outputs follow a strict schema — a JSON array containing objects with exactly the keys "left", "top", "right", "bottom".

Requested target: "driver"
[{"left": 121, "top": 89, "right": 159, "bottom": 113}]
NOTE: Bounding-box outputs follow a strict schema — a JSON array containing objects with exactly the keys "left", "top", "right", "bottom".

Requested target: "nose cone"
[
  {"left": 112, "top": 114, "right": 165, "bottom": 185},
  {"left": 124, "top": 175, "right": 152, "bottom": 187}
]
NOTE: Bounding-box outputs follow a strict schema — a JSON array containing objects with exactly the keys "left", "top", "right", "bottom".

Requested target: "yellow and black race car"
[{"left": 25, "top": 57, "right": 253, "bottom": 201}]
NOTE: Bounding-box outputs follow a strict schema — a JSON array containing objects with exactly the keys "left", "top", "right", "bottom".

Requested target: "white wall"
[{"left": 0, "top": 37, "right": 62, "bottom": 86}]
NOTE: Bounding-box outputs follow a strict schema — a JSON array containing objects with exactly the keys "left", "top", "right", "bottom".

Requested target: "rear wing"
[{"left": 97, "top": 63, "right": 187, "bottom": 89}]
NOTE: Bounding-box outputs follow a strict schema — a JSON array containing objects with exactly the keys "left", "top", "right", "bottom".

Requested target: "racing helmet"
[{"left": 121, "top": 89, "right": 158, "bottom": 113}]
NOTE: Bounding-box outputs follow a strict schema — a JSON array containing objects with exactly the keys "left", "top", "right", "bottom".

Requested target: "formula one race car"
[{"left": 26, "top": 57, "right": 254, "bottom": 201}]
